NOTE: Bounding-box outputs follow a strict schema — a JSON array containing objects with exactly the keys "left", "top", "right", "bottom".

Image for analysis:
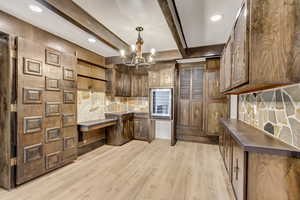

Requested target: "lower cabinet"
[
  {"left": 133, "top": 113, "right": 149, "bottom": 141},
  {"left": 105, "top": 113, "right": 134, "bottom": 146},
  {"left": 232, "top": 139, "right": 246, "bottom": 200}
]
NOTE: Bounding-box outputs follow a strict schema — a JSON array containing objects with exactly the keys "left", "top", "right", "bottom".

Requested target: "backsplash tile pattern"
[
  {"left": 239, "top": 84, "right": 300, "bottom": 149},
  {"left": 77, "top": 91, "right": 148, "bottom": 122}
]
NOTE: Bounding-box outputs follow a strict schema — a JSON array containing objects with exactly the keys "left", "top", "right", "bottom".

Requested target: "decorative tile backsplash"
[
  {"left": 239, "top": 84, "right": 300, "bottom": 149},
  {"left": 77, "top": 91, "right": 148, "bottom": 123}
]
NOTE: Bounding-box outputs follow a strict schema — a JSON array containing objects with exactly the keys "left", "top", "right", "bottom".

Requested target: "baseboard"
[{"left": 176, "top": 135, "right": 219, "bottom": 145}]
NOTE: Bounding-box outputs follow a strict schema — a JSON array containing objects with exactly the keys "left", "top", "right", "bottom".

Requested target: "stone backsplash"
[
  {"left": 77, "top": 90, "right": 148, "bottom": 122},
  {"left": 239, "top": 84, "right": 300, "bottom": 149}
]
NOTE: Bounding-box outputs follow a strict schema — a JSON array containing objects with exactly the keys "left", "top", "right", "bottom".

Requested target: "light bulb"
[
  {"left": 120, "top": 49, "right": 125, "bottom": 57},
  {"left": 131, "top": 44, "right": 136, "bottom": 52},
  {"left": 150, "top": 48, "right": 156, "bottom": 55},
  {"left": 210, "top": 14, "right": 222, "bottom": 22},
  {"left": 29, "top": 5, "right": 43, "bottom": 13}
]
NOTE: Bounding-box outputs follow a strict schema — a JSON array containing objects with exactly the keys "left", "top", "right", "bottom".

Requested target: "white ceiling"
[
  {"left": 73, "top": 0, "right": 178, "bottom": 53},
  {"left": 175, "top": 0, "right": 243, "bottom": 47},
  {"left": 0, "top": 0, "right": 119, "bottom": 56}
]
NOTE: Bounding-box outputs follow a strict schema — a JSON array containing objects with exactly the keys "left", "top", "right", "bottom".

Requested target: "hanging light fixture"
[{"left": 120, "top": 26, "right": 155, "bottom": 67}]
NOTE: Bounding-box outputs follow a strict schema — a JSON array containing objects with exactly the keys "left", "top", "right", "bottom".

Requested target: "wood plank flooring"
[{"left": 0, "top": 140, "right": 235, "bottom": 200}]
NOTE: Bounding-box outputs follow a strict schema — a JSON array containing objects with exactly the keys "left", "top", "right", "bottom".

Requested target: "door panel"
[
  {"left": 232, "top": 139, "right": 246, "bottom": 200},
  {"left": 178, "top": 99, "right": 190, "bottom": 126},
  {"left": 16, "top": 38, "right": 77, "bottom": 185},
  {"left": 206, "top": 102, "right": 228, "bottom": 136},
  {"left": 232, "top": 3, "right": 249, "bottom": 87}
]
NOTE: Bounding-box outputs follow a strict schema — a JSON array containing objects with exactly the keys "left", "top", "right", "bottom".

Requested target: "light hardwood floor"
[{"left": 0, "top": 140, "right": 235, "bottom": 200}]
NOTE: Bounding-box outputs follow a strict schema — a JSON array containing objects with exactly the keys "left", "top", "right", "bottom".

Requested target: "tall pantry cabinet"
[{"left": 0, "top": 36, "right": 78, "bottom": 188}]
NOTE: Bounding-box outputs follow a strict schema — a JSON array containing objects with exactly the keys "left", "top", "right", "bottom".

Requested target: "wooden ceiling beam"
[
  {"left": 36, "top": 0, "right": 130, "bottom": 51},
  {"left": 157, "top": 0, "right": 188, "bottom": 57},
  {"left": 186, "top": 44, "right": 225, "bottom": 58}
]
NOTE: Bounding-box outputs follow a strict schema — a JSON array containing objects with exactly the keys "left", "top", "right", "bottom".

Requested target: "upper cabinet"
[
  {"left": 106, "top": 65, "right": 148, "bottom": 97},
  {"left": 148, "top": 63, "right": 175, "bottom": 88},
  {"left": 220, "top": 0, "right": 300, "bottom": 94}
]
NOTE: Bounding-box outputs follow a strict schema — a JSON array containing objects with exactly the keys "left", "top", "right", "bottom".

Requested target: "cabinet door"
[
  {"left": 141, "top": 75, "right": 149, "bottom": 97},
  {"left": 178, "top": 68, "right": 191, "bottom": 126},
  {"left": 206, "top": 101, "right": 228, "bottom": 136},
  {"left": 232, "top": 139, "right": 246, "bottom": 200},
  {"left": 224, "top": 36, "right": 233, "bottom": 90},
  {"left": 206, "top": 70, "right": 224, "bottom": 99},
  {"left": 115, "top": 70, "right": 123, "bottom": 96},
  {"left": 232, "top": 2, "right": 249, "bottom": 87},
  {"left": 134, "top": 118, "right": 149, "bottom": 140},
  {"left": 148, "top": 70, "right": 160, "bottom": 88},
  {"left": 131, "top": 74, "right": 139, "bottom": 97},
  {"left": 160, "top": 67, "right": 174, "bottom": 87},
  {"left": 220, "top": 54, "right": 226, "bottom": 92}
]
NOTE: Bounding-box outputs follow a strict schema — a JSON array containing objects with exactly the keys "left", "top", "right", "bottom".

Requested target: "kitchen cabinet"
[
  {"left": 105, "top": 113, "right": 134, "bottom": 146},
  {"left": 232, "top": 139, "right": 246, "bottom": 200},
  {"left": 131, "top": 73, "right": 148, "bottom": 97},
  {"left": 148, "top": 63, "right": 175, "bottom": 88},
  {"left": 204, "top": 64, "right": 228, "bottom": 136},
  {"left": 220, "top": 0, "right": 300, "bottom": 94},
  {"left": 133, "top": 113, "right": 149, "bottom": 141},
  {"left": 220, "top": 119, "right": 300, "bottom": 200},
  {"left": 176, "top": 60, "right": 228, "bottom": 142},
  {"left": 106, "top": 65, "right": 148, "bottom": 97}
]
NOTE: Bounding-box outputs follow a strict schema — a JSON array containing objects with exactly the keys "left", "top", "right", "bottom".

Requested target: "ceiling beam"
[
  {"left": 36, "top": 0, "right": 130, "bottom": 51},
  {"left": 106, "top": 49, "right": 182, "bottom": 65},
  {"left": 186, "top": 44, "right": 225, "bottom": 58},
  {"left": 157, "top": 0, "right": 187, "bottom": 57}
]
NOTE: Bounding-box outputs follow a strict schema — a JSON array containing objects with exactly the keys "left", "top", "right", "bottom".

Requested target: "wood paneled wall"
[
  {"left": 0, "top": 11, "right": 105, "bottom": 66},
  {"left": 0, "top": 33, "right": 12, "bottom": 189}
]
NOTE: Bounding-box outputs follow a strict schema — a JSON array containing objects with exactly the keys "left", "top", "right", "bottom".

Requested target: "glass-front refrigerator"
[{"left": 150, "top": 88, "right": 173, "bottom": 119}]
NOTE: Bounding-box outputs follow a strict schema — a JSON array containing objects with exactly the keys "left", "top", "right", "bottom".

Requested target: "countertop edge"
[{"left": 220, "top": 119, "right": 300, "bottom": 158}]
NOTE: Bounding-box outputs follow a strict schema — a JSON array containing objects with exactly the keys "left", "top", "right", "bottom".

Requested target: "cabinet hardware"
[{"left": 234, "top": 158, "right": 239, "bottom": 180}]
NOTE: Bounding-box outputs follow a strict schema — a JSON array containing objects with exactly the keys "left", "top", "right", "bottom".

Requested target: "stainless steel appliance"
[{"left": 150, "top": 88, "right": 173, "bottom": 119}]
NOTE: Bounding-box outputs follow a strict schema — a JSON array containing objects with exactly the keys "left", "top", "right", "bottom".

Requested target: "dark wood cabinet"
[
  {"left": 106, "top": 65, "right": 148, "bottom": 97},
  {"left": 105, "top": 113, "right": 134, "bottom": 146},
  {"left": 177, "top": 65, "right": 205, "bottom": 140},
  {"left": 221, "top": 0, "right": 300, "bottom": 94},
  {"left": 133, "top": 113, "right": 149, "bottom": 141},
  {"left": 148, "top": 63, "right": 175, "bottom": 88},
  {"left": 131, "top": 73, "right": 148, "bottom": 97},
  {"left": 231, "top": 2, "right": 248, "bottom": 88},
  {"left": 232, "top": 139, "right": 246, "bottom": 200},
  {"left": 176, "top": 60, "right": 228, "bottom": 142},
  {"left": 204, "top": 65, "right": 228, "bottom": 136}
]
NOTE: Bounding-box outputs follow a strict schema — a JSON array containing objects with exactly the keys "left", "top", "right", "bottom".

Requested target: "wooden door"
[
  {"left": 231, "top": 2, "right": 249, "bottom": 87},
  {"left": 232, "top": 139, "right": 246, "bottom": 200},
  {"left": 16, "top": 38, "right": 77, "bottom": 185},
  {"left": 134, "top": 118, "right": 149, "bottom": 141},
  {"left": 177, "top": 66, "right": 204, "bottom": 138},
  {"left": 178, "top": 68, "right": 191, "bottom": 126},
  {"left": 224, "top": 36, "right": 233, "bottom": 90},
  {"left": 131, "top": 74, "right": 139, "bottom": 97}
]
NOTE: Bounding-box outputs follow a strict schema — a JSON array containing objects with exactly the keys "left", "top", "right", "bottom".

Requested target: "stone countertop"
[
  {"left": 105, "top": 111, "right": 149, "bottom": 116},
  {"left": 220, "top": 119, "right": 300, "bottom": 158},
  {"left": 78, "top": 118, "right": 118, "bottom": 132}
]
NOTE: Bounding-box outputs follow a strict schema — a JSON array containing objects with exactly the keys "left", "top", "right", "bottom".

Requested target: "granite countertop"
[
  {"left": 220, "top": 119, "right": 300, "bottom": 158},
  {"left": 105, "top": 111, "right": 149, "bottom": 116},
  {"left": 78, "top": 118, "right": 118, "bottom": 132}
]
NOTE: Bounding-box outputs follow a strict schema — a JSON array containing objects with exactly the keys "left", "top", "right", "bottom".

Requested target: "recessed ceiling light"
[
  {"left": 210, "top": 14, "right": 222, "bottom": 22},
  {"left": 29, "top": 5, "right": 43, "bottom": 13},
  {"left": 88, "top": 38, "right": 96, "bottom": 43}
]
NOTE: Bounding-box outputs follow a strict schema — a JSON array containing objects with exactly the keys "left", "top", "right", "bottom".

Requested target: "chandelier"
[{"left": 120, "top": 26, "right": 156, "bottom": 67}]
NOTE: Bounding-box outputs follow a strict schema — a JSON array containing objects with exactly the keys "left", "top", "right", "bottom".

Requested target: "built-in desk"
[{"left": 77, "top": 118, "right": 117, "bottom": 155}]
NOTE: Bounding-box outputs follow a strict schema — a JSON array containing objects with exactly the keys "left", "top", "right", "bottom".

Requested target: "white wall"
[
  {"left": 155, "top": 120, "right": 171, "bottom": 140},
  {"left": 230, "top": 95, "right": 238, "bottom": 119}
]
